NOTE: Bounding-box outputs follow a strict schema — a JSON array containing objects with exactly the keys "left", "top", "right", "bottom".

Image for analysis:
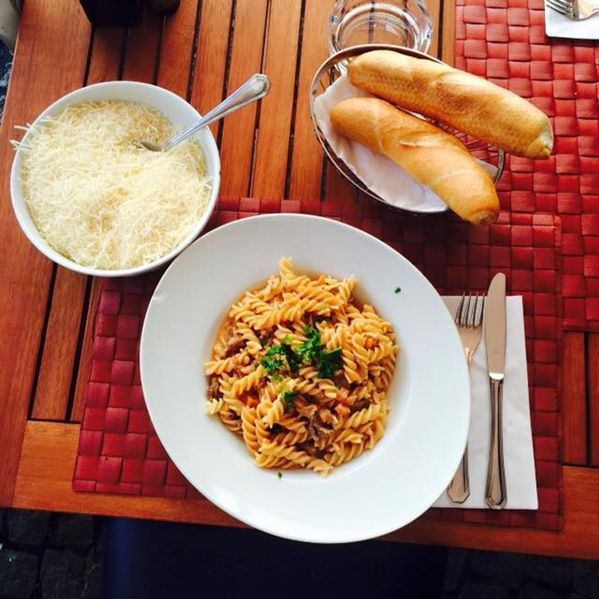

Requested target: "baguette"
[
  {"left": 330, "top": 97, "right": 499, "bottom": 225},
  {"left": 348, "top": 50, "right": 553, "bottom": 159}
]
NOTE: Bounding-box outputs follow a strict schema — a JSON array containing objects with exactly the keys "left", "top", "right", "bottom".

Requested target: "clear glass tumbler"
[{"left": 329, "top": 0, "right": 433, "bottom": 56}]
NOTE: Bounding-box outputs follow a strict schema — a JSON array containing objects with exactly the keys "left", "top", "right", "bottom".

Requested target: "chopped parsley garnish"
[
  {"left": 261, "top": 340, "right": 300, "bottom": 377},
  {"left": 260, "top": 325, "right": 343, "bottom": 380},
  {"left": 296, "top": 325, "right": 321, "bottom": 363},
  {"left": 298, "top": 325, "right": 343, "bottom": 378},
  {"left": 261, "top": 345, "right": 287, "bottom": 375},
  {"left": 282, "top": 390, "right": 296, "bottom": 412},
  {"left": 277, "top": 472, "right": 283, "bottom": 479},
  {"left": 314, "top": 347, "right": 343, "bottom": 379},
  {"left": 281, "top": 343, "right": 301, "bottom": 374},
  {"left": 394, "top": 287, "right": 402, "bottom": 294}
]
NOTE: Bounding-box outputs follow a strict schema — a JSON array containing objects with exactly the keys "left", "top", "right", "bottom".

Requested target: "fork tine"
[
  {"left": 463, "top": 294, "right": 472, "bottom": 328},
  {"left": 476, "top": 294, "right": 485, "bottom": 327},
  {"left": 546, "top": 0, "right": 566, "bottom": 10},
  {"left": 548, "top": 0, "right": 574, "bottom": 11},
  {"left": 455, "top": 293, "right": 466, "bottom": 325},
  {"left": 546, "top": 2, "right": 567, "bottom": 15},
  {"left": 467, "top": 294, "right": 476, "bottom": 328},
  {"left": 469, "top": 294, "right": 480, "bottom": 328},
  {"left": 546, "top": 0, "right": 570, "bottom": 15},
  {"left": 547, "top": 0, "right": 571, "bottom": 8}
]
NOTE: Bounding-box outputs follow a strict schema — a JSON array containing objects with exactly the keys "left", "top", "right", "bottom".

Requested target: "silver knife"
[{"left": 484, "top": 273, "right": 507, "bottom": 509}]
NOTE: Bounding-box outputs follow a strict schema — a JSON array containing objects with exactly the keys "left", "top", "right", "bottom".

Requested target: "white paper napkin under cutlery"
[
  {"left": 434, "top": 296, "right": 538, "bottom": 510},
  {"left": 545, "top": 0, "right": 599, "bottom": 39}
]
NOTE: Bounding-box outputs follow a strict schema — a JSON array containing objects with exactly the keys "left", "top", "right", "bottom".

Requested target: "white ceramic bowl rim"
[
  {"left": 140, "top": 213, "right": 471, "bottom": 543},
  {"left": 9, "top": 80, "right": 221, "bottom": 277}
]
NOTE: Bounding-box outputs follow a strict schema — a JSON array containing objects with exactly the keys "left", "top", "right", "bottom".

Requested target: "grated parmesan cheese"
[{"left": 17, "top": 100, "right": 212, "bottom": 270}]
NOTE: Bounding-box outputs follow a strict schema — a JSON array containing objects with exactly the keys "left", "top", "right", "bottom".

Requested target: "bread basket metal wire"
[{"left": 309, "top": 44, "right": 506, "bottom": 214}]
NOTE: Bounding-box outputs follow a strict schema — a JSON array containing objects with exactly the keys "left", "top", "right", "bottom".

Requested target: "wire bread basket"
[{"left": 309, "top": 44, "right": 506, "bottom": 215}]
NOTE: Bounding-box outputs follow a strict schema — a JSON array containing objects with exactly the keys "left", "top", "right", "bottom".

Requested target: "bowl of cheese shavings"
[{"left": 10, "top": 81, "right": 220, "bottom": 277}]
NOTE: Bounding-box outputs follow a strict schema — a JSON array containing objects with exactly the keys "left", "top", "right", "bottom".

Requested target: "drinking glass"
[{"left": 329, "top": 0, "right": 433, "bottom": 56}]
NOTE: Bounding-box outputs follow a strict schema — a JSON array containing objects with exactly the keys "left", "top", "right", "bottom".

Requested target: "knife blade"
[{"left": 484, "top": 273, "right": 507, "bottom": 509}]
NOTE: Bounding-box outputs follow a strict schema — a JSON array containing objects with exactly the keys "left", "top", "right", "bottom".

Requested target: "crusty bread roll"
[
  {"left": 330, "top": 97, "right": 499, "bottom": 225},
  {"left": 348, "top": 50, "right": 553, "bottom": 159}
]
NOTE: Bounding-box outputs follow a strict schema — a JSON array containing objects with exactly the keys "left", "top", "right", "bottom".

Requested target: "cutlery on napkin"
[
  {"left": 433, "top": 296, "right": 538, "bottom": 510},
  {"left": 545, "top": 0, "right": 599, "bottom": 38},
  {"left": 484, "top": 273, "right": 508, "bottom": 509}
]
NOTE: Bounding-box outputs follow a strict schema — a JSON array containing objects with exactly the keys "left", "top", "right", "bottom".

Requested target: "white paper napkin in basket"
[
  {"left": 433, "top": 296, "right": 538, "bottom": 510},
  {"left": 545, "top": 4, "right": 599, "bottom": 39},
  {"left": 312, "top": 75, "right": 447, "bottom": 213}
]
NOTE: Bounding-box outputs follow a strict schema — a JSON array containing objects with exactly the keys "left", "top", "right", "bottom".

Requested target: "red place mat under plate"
[
  {"left": 455, "top": 0, "right": 599, "bottom": 331},
  {"left": 74, "top": 199, "right": 562, "bottom": 532}
]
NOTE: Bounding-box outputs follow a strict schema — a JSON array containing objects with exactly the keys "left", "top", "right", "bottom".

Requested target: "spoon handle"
[{"left": 163, "top": 74, "right": 270, "bottom": 151}]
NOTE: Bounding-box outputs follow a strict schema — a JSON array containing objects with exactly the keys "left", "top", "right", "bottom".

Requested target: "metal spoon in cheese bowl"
[{"left": 138, "top": 73, "right": 270, "bottom": 152}]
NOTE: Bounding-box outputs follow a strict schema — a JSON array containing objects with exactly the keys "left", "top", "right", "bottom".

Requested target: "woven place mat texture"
[
  {"left": 455, "top": 0, "right": 599, "bottom": 331},
  {"left": 73, "top": 198, "right": 562, "bottom": 531}
]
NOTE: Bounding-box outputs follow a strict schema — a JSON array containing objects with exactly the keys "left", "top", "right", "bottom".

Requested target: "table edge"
[{"left": 10, "top": 420, "right": 599, "bottom": 558}]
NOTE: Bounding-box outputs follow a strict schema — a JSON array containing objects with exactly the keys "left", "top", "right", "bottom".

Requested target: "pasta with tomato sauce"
[{"left": 204, "top": 258, "right": 397, "bottom": 475}]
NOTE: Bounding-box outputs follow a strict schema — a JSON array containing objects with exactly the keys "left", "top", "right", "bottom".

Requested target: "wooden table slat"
[
  {"left": 427, "top": 0, "right": 442, "bottom": 58},
  {"left": 250, "top": 0, "right": 303, "bottom": 199},
  {"left": 562, "top": 332, "right": 588, "bottom": 465},
  {"left": 70, "top": 280, "right": 102, "bottom": 423},
  {"left": 121, "top": 6, "right": 164, "bottom": 84},
  {"left": 189, "top": 0, "right": 234, "bottom": 141},
  {"left": 218, "top": 0, "right": 269, "bottom": 197},
  {"left": 287, "top": 0, "right": 332, "bottom": 202},
  {"left": 32, "top": 270, "right": 88, "bottom": 421},
  {"left": 588, "top": 334, "right": 599, "bottom": 465},
  {"left": 14, "top": 421, "right": 599, "bottom": 560},
  {"left": 86, "top": 27, "right": 127, "bottom": 85},
  {"left": 441, "top": 0, "right": 456, "bottom": 65},
  {"left": 157, "top": 0, "right": 199, "bottom": 97},
  {"left": 0, "top": 0, "right": 91, "bottom": 504}
]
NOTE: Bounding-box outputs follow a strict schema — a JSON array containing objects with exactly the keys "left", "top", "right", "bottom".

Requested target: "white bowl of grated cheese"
[{"left": 10, "top": 81, "right": 220, "bottom": 277}]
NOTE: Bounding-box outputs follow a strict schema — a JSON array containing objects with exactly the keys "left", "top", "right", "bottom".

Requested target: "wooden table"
[{"left": 1, "top": 0, "right": 597, "bottom": 559}]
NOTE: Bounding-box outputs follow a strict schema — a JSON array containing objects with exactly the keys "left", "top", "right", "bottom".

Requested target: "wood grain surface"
[
  {"left": 189, "top": 0, "right": 234, "bottom": 140},
  {"left": 0, "top": 0, "right": 91, "bottom": 505},
  {"left": 86, "top": 27, "right": 127, "bottom": 85},
  {"left": 427, "top": 0, "right": 442, "bottom": 58},
  {"left": 440, "top": 0, "right": 456, "bottom": 65},
  {"left": 157, "top": 0, "right": 199, "bottom": 97},
  {"left": 287, "top": 0, "right": 332, "bottom": 201},
  {"left": 122, "top": 4, "right": 163, "bottom": 84},
  {"left": 588, "top": 334, "right": 599, "bottom": 465},
  {"left": 250, "top": 0, "right": 302, "bottom": 199},
  {"left": 218, "top": 0, "right": 268, "bottom": 197},
  {"left": 70, "top": 281, "right": 101, "bottom": 423},
  {"left": 31, "top": 270, "right": 87, "bottom": 421},
  {"left": 562, "top": 333, "right": 587, "bottom": 465}
]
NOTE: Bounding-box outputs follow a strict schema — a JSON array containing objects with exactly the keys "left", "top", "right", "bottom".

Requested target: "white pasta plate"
[{"left": 140, "top": 214, "right": 470, "bottom": 543}]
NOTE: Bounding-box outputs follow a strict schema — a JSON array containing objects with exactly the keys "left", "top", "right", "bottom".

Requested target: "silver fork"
[
  {"left": 546, "top": 0, "right": 599, "bottom": 20},
  {"left": 447, "top": 293, "right": 485, "bottom": 503}
]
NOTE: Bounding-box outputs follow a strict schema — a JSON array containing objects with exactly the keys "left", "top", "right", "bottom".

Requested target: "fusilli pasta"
[{"left": 204, "top": 258, "right": 398, "bottom": 475}]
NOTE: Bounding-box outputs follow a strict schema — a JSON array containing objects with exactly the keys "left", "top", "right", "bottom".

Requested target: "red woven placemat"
[
  {"left": 74, "top": 198, "right": 562, "bottom": 531},
  {"left": 455, "top": 0, "right": 599, "bottom": 331}
]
